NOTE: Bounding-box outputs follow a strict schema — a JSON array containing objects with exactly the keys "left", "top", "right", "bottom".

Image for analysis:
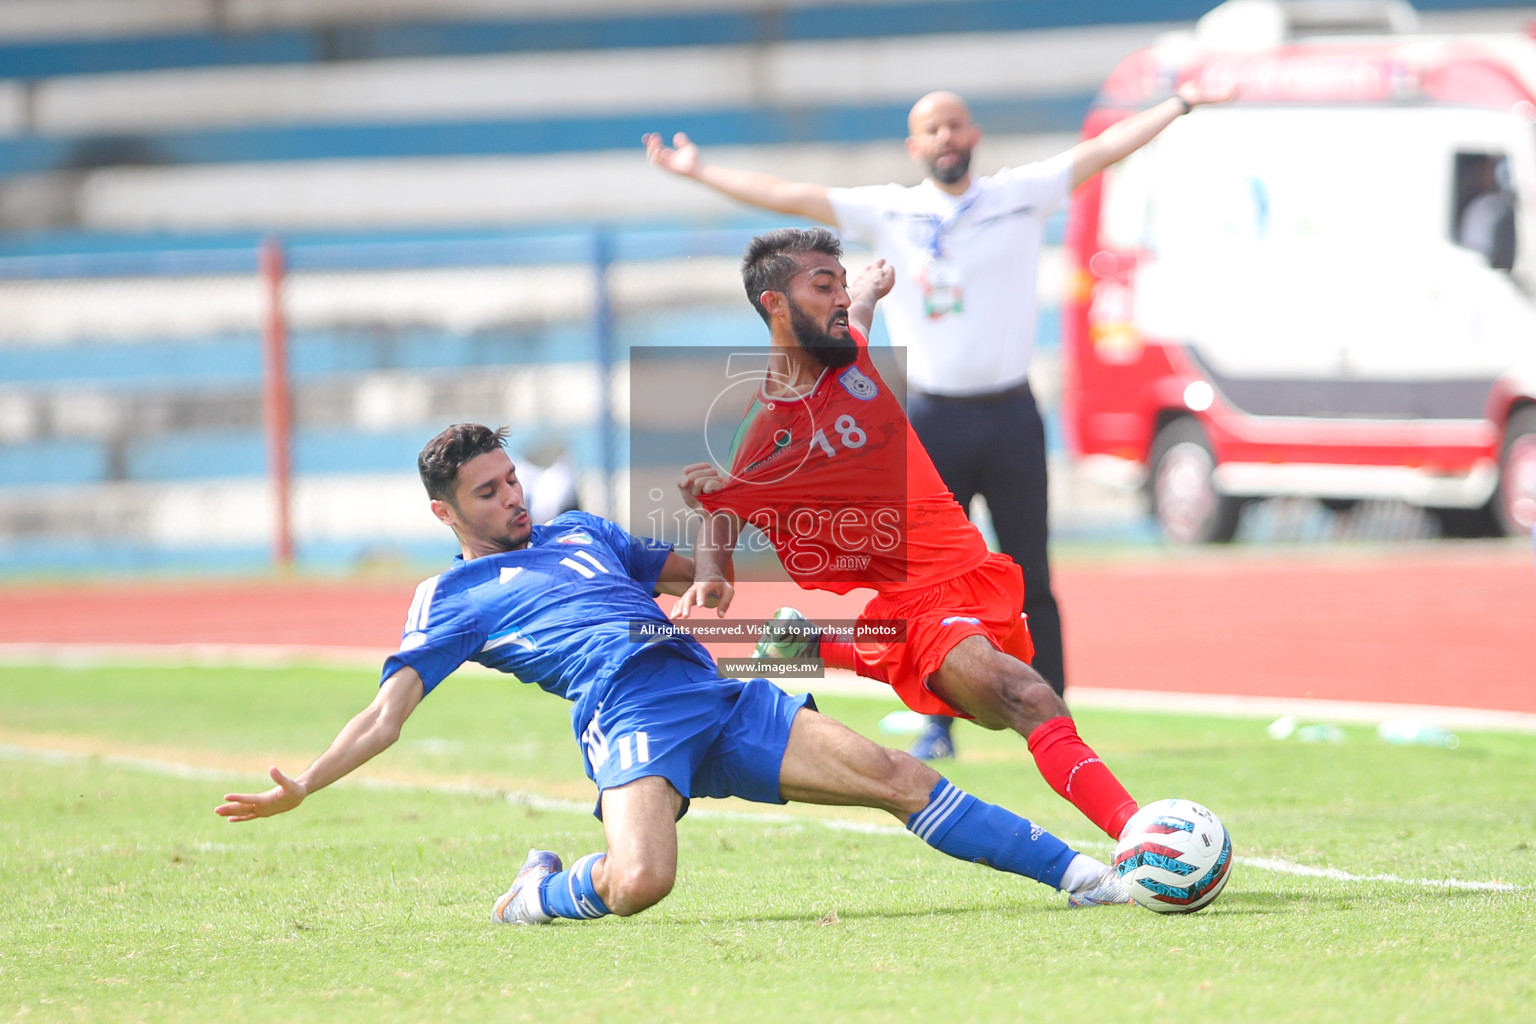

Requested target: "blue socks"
[
  {"left": 906, "top": 779, "right": 1079, "bottom": 889},
  {"left": 538, "top": 852, "right": 612, "bottom": 920},
  {"left": 533, "top": 781, "right": 1081, "bottom": 919}
]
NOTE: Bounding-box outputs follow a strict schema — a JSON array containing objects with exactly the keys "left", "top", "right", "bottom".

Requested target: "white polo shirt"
[{"left": 828, "top": 152, "right": 1072, "bottom": 397}]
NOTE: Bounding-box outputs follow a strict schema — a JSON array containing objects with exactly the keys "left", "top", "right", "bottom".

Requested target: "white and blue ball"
[{"left": 1113, "top": 798, "right": 1232, "bottom": 914}]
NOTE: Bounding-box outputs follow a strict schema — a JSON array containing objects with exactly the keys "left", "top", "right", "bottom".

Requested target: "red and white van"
[{"left": 1064, "top": 0, "right": 1536, "bottom": 542}]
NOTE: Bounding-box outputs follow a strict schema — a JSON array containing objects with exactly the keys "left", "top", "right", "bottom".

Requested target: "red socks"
[
  {"left": 821, "top": 638, "right": 860, "bottom": 674},
  {"left": 1026, "top": 716, "right": 1139, "bottom": 840},
  {"left": 824, "top": 643, "right": 1135, "bottom": 840}
]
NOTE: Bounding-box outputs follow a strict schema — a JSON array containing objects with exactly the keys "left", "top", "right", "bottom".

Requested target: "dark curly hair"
[
  {"left": 417, "top": 423, "right": 509, "bottom": 504},
  {"left": 741, "top": 227, "right": 842, "bottom": 323}
]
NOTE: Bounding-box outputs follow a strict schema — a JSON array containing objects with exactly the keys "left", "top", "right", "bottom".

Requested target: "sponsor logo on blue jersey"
[
  {"left": 557, "top": 532, "right": 593, "bottom": 545},
  {"left": 837, "top": 366, "right": 878, "bottom": 401},
  {"left": 483, "top": 627, "right": 537, "bottom": 653}
]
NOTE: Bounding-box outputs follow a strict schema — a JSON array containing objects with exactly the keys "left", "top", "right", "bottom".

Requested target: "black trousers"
[{"left": 908, "top": 382, "right": 1066, "bottom": 696}]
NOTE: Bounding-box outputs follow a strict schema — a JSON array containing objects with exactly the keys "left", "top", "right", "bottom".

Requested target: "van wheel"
[
  {"left": 1148, "top": 418, "right": 1244, "bottom": 544},
  {"left": 1496, "top": 406, "right": 1536, "bottom": 536}
]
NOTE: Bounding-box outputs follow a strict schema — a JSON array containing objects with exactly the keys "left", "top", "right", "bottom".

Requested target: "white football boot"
[
  {"left": 1067, "top": 866, "right": 1134, "bottom": 909},
  {"left": 492, "top": 848, "right": 561, "bottom": 924}
]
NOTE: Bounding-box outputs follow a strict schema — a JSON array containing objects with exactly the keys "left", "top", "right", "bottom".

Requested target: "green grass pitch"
[{"left": 2, "top": 662, "right": 1533, "bottom": 1022}]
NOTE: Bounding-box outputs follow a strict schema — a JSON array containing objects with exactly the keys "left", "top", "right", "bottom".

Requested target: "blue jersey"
[{"left": 380, "top": 511, "right": 714, "bottom": 726}]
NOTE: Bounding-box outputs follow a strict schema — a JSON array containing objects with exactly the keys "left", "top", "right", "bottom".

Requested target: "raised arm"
[
  {"left": 849, "top": 258, "right": 895, "bottom": 337},
  {"left": 644, "top": 131, "right": 837, "bottom": 225},
  {"left": 215, "top": 666, "right": 426, "bottom": 822},
  {"left": 1066, "top": 81, "right": 1233, "bottom": 190}
]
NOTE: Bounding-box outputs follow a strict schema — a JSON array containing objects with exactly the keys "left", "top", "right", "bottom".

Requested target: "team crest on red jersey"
[{"left": 837, "top": 365, "right": 879, "bottom": 400}]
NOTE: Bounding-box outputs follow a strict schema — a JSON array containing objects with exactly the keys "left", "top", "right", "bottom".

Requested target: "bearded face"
[
  {"left": 928, "top": 145, "right": 972, "bottom": 185},
  {"left": 788, "top": 295, "right": 857, "bottom": 369}
]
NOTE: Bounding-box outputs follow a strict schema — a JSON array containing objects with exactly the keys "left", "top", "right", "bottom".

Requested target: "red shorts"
[{"left": 849, "top": 553, "right": 1035, "bottom": 717}]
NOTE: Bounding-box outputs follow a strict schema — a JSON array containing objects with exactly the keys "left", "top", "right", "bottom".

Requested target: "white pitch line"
[
  {"left": 7, "top": 642, "right": 1536, "bottom": 733},
  {"left": 0, "top": 742, "right": 241, "bottom": 782},
  {"left": 0, "top": 642, "right": 391, "bottom": 670},
  {"left": 2, "top": 741, "right": 1521, "bottom": 894},
  {"left": 9, "top": 641, "right": 1536, "bottom": 736},
  {"left": 1064, "top": 687, "right": 1536, "bottom": 735},
  {"left": 1238, "top": 856, "right": 1519, "bottom": 892}
]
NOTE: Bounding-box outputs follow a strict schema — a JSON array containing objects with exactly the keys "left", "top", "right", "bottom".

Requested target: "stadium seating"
[
  {"left": 0, "top": 0, "right": 1506, "bottom": 569},
  {"left": 0, "top": 1, "right": 1200, "bottom": 233}
]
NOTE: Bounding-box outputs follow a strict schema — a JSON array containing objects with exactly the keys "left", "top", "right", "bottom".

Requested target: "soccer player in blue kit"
[{"left": 215, "top": 423, "right": 1131, "bottom": 922}]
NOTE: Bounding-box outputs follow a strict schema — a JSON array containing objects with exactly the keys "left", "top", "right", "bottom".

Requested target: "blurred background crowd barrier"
[
  {"left": 3, "top": 0, "right": 1519, "bottom": 574},
  {"left": 0, "top": 227, "right": 777, "bottom": 572}
]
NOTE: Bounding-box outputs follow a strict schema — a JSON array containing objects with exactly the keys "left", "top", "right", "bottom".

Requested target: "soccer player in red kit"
[{"left": 671, "top": 227, "right": 1140, "bottom": 842}]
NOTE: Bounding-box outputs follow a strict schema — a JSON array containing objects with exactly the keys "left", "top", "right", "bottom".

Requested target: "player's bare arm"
[
  {"left": 657, "top": 548, "right": 733, "bottom": 612},
  {"left": 654, "top": 549, "right": 699, "bottom": 597},
  {"left": 214, "top": 666, "right": 425, "bottom": 822},
  {"left": 642, "top": 131, "right": 838, "bottom": 225},
  {"left": 848, "top": 259, "right": 895, "bottom": 337},
  {"left": 669, "top": 507, "right": 741, "bottom": 619},
  {"left": 1066, "top": 81, "right": 1235, "bottom": 189}
]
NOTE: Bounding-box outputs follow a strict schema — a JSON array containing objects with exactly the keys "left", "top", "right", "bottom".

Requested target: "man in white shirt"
[{"left": 644, "top": 84, "right": 1226, "bottom": 757}]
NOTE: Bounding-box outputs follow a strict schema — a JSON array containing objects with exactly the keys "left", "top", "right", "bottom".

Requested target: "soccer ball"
[{"left": 1113, "top": 798, "right": 1232, "bottom": 914}]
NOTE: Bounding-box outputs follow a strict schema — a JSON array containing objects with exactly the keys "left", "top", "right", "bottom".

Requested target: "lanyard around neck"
[{"left": 923, "top": 185, "right": 981, "bottom": 258}]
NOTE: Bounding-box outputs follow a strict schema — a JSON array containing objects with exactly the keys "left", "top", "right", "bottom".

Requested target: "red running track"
[{"left": 4, "top": 544, "right": 1532, "bottom": 714}]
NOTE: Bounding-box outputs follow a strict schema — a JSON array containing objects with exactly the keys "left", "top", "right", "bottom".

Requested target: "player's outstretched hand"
[
  {"left": 643, "top": 131, "right": 702, "bottom": 178},
  {"left": 1178, "top": 79, "right": 1237, "bottom": 108},
  {"left": 677, "top": 461, "right": 725, "bottom": 509},
  {"left": 216, "top": 765, "right": 307, "bottom": 822},
  {"left": 670, "top": 579, "right": 734, "bottom": 619}
]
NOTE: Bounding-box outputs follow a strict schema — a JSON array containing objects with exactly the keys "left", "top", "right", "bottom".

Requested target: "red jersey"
[{"left": 700, "top": 332, "right": 990, "bottom": 595}]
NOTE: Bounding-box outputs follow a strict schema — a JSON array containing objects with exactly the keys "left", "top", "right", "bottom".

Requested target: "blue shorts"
[{"left": 574, "top": 651, "right": 815, "bottom": 819}]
